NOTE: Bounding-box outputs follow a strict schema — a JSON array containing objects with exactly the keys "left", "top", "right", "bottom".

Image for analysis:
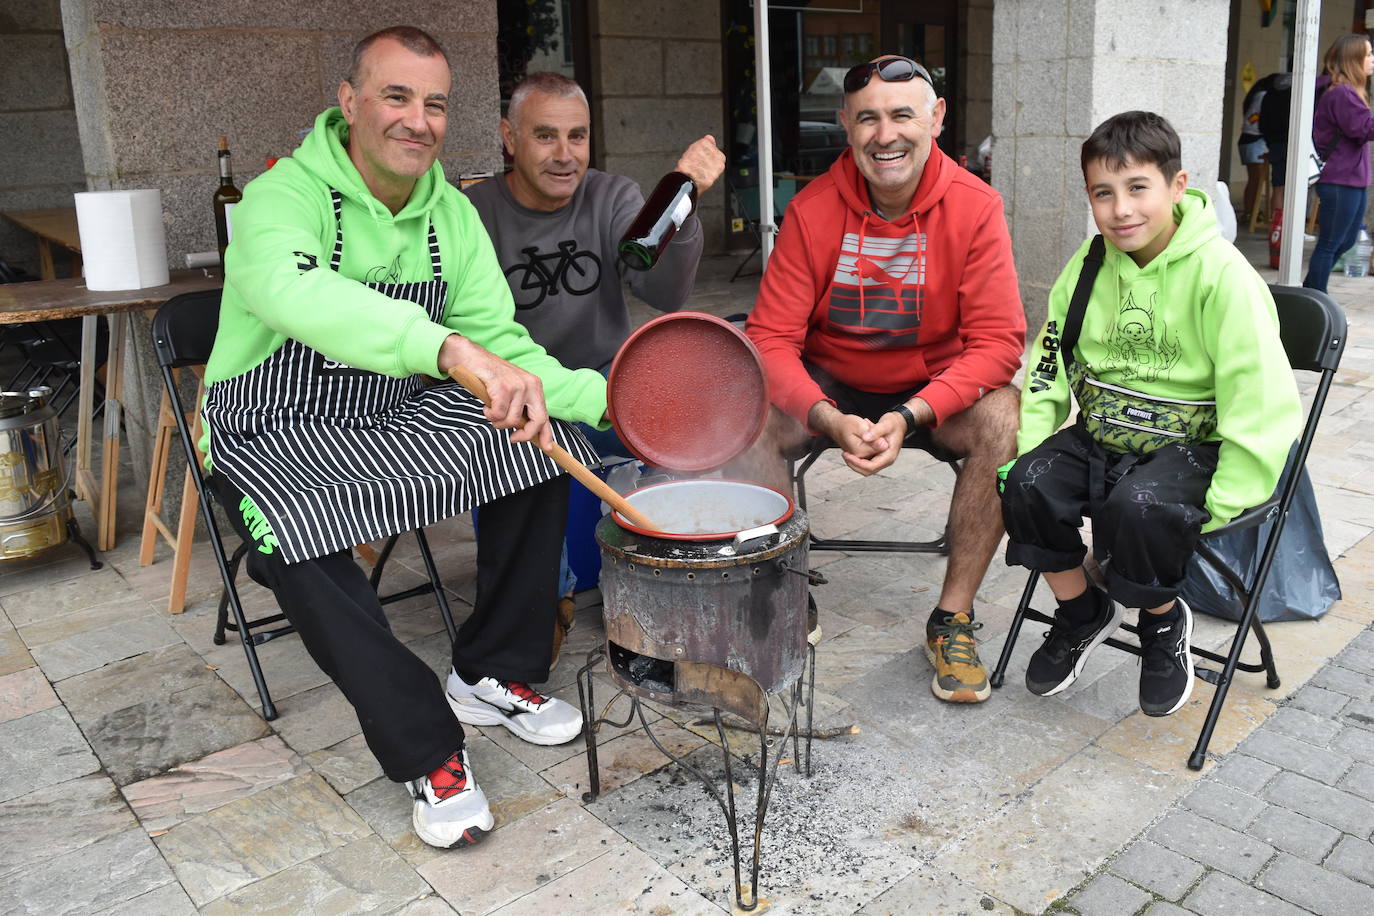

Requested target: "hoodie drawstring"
[{"left": 856, "top": 211, "right": 870, "bottom": 325}]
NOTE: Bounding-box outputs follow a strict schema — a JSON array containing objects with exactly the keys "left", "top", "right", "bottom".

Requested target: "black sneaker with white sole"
[
  {"left": 1138, "top": 598, "right": 1195, "bottom": 717},
  {"left": 1025, "top": 587, "right": 1125, "bottom": 696}
]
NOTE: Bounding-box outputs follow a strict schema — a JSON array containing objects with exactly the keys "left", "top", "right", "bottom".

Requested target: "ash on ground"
[{"left": 589, "top": 728, "right": 992, "bottom": 914}]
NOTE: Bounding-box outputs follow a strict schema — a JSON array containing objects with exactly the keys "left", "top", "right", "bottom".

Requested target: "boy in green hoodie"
[{"left": 999, "top": 111, "right": 1300, "bottom": 716}]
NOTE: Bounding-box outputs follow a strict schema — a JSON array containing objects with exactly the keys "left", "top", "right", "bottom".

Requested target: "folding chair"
[
  {"left": 152, "top": 289, "right": 458, "bottom": 720},
  {"left": 3, "top": 319, "right": 107, "bottom": 422},
  {"left": 989, "top": 285, "right": 1347, "bottom": 770},
  {"left": 727, "top": 171, "right": 797, "bottom": 282},
  {"left": 791, "top": 438, "right": 960, "bottom": 554}
]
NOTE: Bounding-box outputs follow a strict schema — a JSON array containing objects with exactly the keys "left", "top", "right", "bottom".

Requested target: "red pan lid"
[{"left": 607, "top": 312, "right": 769, "bottom": 473}]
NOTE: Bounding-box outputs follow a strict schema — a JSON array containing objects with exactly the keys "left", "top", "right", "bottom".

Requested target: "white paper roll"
[{"left": 74, "top": 189, "right": 170, "bottom": 291}]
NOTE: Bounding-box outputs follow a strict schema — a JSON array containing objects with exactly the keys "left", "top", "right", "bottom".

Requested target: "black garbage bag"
[{"left": 1181, "top": 467, "right": 1340, "bottom": 623}]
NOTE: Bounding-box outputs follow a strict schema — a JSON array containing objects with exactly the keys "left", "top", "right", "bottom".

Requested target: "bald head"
[
  {"left": 507, "top": 72, "right": 588, "bottom": 129},
  {"left": 838, "top": 54, "right": 946, "bottom": 218},
  {"left": 347, "top": 26, "right": 448, "bottom": 89}
]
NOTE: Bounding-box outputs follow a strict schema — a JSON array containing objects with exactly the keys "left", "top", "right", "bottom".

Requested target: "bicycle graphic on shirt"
[{"left": 505, "top": 241, "right": 601, "bottom": 309}]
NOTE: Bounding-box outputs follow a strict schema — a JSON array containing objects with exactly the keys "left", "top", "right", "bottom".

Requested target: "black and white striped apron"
[{"left": 204, "top": 188, "right": 597, "bottom": 565}]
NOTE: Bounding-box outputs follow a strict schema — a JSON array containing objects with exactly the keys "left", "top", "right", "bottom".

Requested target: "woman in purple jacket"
[{"left": 1305, "top": 33, "right": 1374, "bottom": 291}]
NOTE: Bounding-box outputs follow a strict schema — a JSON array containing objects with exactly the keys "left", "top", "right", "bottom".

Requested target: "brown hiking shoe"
[
  {"left": 924, "top": 611, "right": 990, "bottom": 703},
  {"left": 550, "top": 597, "right": 577, "bottom": 668}
]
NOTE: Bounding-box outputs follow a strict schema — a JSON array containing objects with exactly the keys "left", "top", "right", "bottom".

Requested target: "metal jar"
[
  {"left": 595, "top": 479, "right": 810, "bottom": 699},
  {"left": 0, "top": 388, "right": 69, "bottom": 560}
]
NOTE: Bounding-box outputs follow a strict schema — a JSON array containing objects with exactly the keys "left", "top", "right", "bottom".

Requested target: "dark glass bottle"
[
  {"left": 617, "top": 172, "right": 698, "bottom": 271},
  {"left": 213, "top": 136, "right": 243, "bottom": 264}
]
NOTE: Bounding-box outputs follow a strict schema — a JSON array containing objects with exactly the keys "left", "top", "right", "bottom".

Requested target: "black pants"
[
  {"left": 1000, "top": 425, "right": 1217, "bottom": 609},
  {"left": 212, "top": 473, "right": 568, "bottom": 783}
]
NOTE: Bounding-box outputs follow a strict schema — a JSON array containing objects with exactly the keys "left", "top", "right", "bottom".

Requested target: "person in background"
[
  {"left": 464, "top": 71, "right": 724, "bottom": 664},
  {"left": 1238, "top": 72, "right": 1282, "bottom": 221},
  {"left": 1305, "top": 33, "right": 1374, "bottom": 291},
  {"left": 1258, "top": 72, "right": 1292, "bottom": 223}
]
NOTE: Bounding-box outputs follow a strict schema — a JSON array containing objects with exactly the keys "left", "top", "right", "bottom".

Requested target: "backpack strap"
[{"left": 1060, "top": 234, "right": 1106, "bottom": 369}]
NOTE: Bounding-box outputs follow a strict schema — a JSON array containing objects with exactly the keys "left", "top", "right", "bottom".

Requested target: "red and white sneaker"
[
  {"left": 407, "top": 747, "right": 493, "bottom": 849},
  {"left": 445, "top": 669, "right": 583, "bottom": 746}
]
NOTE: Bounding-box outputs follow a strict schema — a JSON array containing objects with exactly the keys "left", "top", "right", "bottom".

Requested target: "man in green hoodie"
[
  {"left": 203, "top": 26, "right": 610, "bottom": 850},
  {"left": 999, "top": 111, "right": 1301, "bottom": 717}
]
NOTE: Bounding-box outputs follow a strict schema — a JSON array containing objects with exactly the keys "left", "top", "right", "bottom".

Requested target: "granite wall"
[
  {"left": 60, "top": 0, "right": 503, "bottom": 270},
  {"left": 0, "top": 0, "right": 85, "bottom": 279},
  {"left": 589, "top": 0, "right": 726, "bottom": 254},
  {"left": 58, "top": 0, "right": 504, "bottom": 495},
  {"left": 958, "top": 0, "right": 994, "bottom": 163},
  {"left": 992, "top": 0, "right": 1230, "bottom": 330}
]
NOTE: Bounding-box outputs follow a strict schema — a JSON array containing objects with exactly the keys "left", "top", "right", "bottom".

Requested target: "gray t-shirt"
[{"left": 464, "top": 168, "right": 703, "bottom": 372}]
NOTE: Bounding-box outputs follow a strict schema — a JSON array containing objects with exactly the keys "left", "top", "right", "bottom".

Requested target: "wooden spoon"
[{"left": 447, "top": 366, "right": 661, "bottom": 531}]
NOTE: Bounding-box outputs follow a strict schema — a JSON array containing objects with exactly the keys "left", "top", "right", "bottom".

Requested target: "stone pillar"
[
  {"left": 992, "top": 0, "right": 1231, "bottom": 331},
  {"left": 590, "top": 1, "right": 726, "bottom": 253},
  {"left": 58, "top": 1, "right": 502, "bottom": 499},
  {"left": 958, "top": 0, "right": 994, "bottom": 161},
  {"left": 0, "top": 0, "right": 85, "bottom": 279}
]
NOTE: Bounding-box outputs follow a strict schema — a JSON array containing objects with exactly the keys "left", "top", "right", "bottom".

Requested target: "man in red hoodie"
[{"left": 738, "top": 55, "right": 1025, "bottom": 704}]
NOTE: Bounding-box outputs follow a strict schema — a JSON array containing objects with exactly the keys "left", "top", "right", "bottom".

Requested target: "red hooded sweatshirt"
[{"left": 746, "top": 146, "right": 1025, "bottom": 426}]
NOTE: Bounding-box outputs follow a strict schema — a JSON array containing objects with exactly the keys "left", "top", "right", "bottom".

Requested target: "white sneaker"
[
  {"left": 406, "top": 748, "right": 494, "bottom": 848},
  {"left": 445, "top": 669, "right": 584, "bottom": 746}
]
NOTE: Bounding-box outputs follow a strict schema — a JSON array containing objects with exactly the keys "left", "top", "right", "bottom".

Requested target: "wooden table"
[
  {"left": 0, "top": 270, "right": 223, "bottom": 551},
  {"left": 1, "top": 207, "right": 81, "bottom": 281}
]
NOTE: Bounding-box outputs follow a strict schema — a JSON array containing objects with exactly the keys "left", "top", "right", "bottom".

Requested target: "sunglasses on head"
[{"left": 843, "top": 56, "right": 933, "bottom": 94}]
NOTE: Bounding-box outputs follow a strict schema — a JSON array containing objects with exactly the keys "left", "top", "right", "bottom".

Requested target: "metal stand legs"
[
  {"left": 65, "top": 515, "right": 102, "bottom": 569},
  {"left": 576, "top": 644, "right": 817, "bottom": 911}
]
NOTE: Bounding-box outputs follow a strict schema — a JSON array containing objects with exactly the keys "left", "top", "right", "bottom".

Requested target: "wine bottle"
[
  {"left": 213, "top": 136, "right": 243, "bottom": 264},
  {"left": 617, "top": 172, "right": 697, "bottom": 271}
]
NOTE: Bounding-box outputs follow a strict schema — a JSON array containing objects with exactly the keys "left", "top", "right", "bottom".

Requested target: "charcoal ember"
[{"left": 628, "top": 653, "right": 675, "bottom": 689}]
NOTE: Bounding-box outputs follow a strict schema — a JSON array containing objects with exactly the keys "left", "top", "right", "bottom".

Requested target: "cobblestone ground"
[{"left": 1, "top": 237, "right": 1372, "bottom": 915}]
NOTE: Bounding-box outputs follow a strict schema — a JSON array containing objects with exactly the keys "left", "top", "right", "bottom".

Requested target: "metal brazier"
[{"left": 595, "top": 479, "right": 810, "bottom": 699}]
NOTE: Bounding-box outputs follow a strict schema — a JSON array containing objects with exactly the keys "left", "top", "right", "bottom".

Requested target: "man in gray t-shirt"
[
  {"left": 464, "top": 71, "right": 724, "bottom": 661},
  {"left": 464, "top": 71, "right": 725, "bottom": 375}
]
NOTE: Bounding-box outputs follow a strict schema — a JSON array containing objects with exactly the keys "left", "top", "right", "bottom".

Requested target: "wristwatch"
[{"left": 889, "top": 403, "right": 917, "bottom": 439}]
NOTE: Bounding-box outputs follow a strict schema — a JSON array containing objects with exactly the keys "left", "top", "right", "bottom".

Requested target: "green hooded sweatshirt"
[
  {"left": 1017, "top": 188, "right": 1300, "bottom": 532},
  {"left": 206, "top": 107, "right": 607, "bottom": 426}
]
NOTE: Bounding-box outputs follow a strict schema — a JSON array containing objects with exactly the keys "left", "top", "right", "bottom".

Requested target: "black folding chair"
[
  {"left": 791, "top": 439, "right": 961, "bottom": 554},
  {"left": 990, "top": 285, "right": 1347, "bottom": 770},
  {"left": 152, "top": 289, "right": 458, "bottom": 720},
  {"left": 726, "top": 171, "right": 799, "bottom": 283}
]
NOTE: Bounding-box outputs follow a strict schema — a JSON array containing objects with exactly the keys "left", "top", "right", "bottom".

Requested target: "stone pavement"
[{"left": 1, "top": 237, "right": 1372, "bottom": 915}]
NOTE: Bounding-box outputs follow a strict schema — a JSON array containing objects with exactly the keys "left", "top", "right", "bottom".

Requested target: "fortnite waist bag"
[{"left": 1062, "top": 236, "right": 1218, "bottom": 455}]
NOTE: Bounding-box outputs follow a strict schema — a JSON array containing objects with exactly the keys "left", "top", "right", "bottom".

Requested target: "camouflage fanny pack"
[
  {"left": 1060, "top": 235, "right": 1217, "bottom": 455},
  {"left": 1068, "top": 363, "right": 1217, "bottom": 454}
]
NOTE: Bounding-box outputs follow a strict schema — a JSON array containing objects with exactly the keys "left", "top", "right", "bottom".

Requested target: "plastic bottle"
[{"left": 1344, "top": 226, "right": 1371, "bottom": 278}]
